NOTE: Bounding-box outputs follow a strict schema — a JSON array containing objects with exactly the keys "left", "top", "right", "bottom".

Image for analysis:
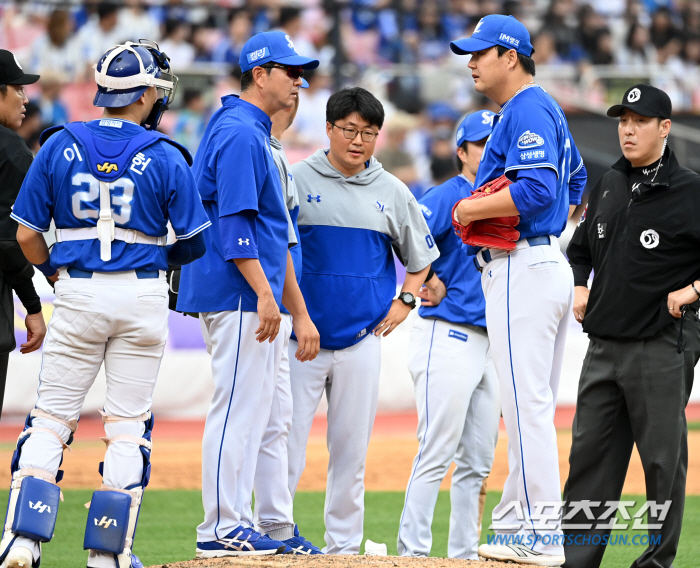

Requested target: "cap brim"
[
  {"left": 7, "top": 73, "right": 40, "bottom": 85},
  {"left": 450, "top": 37, "right": 497, "bottom": 55},
  {"left": 461, "top": 127, "right": 492, "bottom": 143},
  {"left": 272, "top": 54, "right": 319, "bottom": 70},
  {"left": 301, "top": 78, "right": 309, "bottom": 89},
  {"left": 606, "top": 103, "right": 665, "bottom": 119}
]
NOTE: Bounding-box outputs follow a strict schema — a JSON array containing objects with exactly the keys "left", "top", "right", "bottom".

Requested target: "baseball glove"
[{"left": 451, "top": 174, "right": 520, "bottom": 251}]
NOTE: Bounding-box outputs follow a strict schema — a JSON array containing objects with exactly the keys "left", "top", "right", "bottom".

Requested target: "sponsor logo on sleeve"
[
  {"left": 246, "top": 47, "right": 270, "bottom": 64},
  {"left": 517, "top": 131, "right": 544, "bottom": 149},
  {"left": 420, "top": 204, "right": 432, "bottom": 218},
  {"left": 519, "top": 150, "right": 546, "bottom": 162}
]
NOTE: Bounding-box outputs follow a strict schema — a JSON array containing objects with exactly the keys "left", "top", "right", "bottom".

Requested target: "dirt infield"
[
  {"left": 1, "top": 419, "right": 698, "bottom": 494},
  {"left": 144, "top": 554, "right": 511, "bottom": 568}
]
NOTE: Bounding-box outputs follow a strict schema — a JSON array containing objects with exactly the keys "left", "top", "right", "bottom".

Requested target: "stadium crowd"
[{"left": 2, "top": 0, "right": 700, "bottom": 195}]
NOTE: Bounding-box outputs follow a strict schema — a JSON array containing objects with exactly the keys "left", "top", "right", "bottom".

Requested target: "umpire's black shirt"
[
  {"left": 567, "top": 147, "right": 700, "bottom": 339},
  {"left": 0, "top": 124, "right": 40, "bottom": 315}
]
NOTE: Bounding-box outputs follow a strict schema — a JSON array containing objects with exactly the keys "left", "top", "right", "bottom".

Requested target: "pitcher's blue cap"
[
  {"left": 456, "top": 110, "right": 495, "bottom": 146},
  {"left": 450, "top": 15, "right": 533, "bottom": 57},
  {"left": 240, "top": 31, "right": 319, "bottom": 73}
]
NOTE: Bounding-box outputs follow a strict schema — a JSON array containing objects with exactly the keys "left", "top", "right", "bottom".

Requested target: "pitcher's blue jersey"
[
  {"left": 476, "top": 84, "right": 585, "bottom": 239},
  {"left": 11, "top": 119, "right": 210, "bottom": 272},
  {"left": 417, "top": 175, "right": 486, "bottom": 327}
]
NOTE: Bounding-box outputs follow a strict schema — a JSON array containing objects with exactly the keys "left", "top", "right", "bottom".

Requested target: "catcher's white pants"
[
  {"left": 250, "top": 314, "right": 295, "bottom": 538},
  {"left": 480, "top": 237, "right": 573, "bottom": 556},
  {"left": 398, "top": 318, "right": 499, "bottom": 560},
  {"left": 287, "top": 334, "right": 381, "bottom": 554},
  {"left": 9, "top": 269, "right": 169, "bottom": 566},
  {"left": 197, "top": 309, "right": 283, "bottom": 542}
]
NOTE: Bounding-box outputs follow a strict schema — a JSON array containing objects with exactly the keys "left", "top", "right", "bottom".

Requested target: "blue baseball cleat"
[
  {"left": 196, "top": 526, "right": 287, "bottom": 558},
  {"left": 281, "top": 525, "right": 324, "bottom": 555}
]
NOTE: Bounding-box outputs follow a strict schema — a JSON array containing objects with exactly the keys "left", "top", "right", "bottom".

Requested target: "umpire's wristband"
[{"left": 34, "top": 258, "right": 57, "bottom": 278}]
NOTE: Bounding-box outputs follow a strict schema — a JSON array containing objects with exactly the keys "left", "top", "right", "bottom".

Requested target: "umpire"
[
  {"left": 564, "top": 84, "right": 700, "bottom": 568},
  {"left": 0, "top": 50, "right": 45, "bottom": 417}
]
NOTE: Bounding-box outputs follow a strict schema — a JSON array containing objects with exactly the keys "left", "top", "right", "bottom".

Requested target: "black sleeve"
[
  {"left": 0, "top": 241, "right": 41, "bottom": 315},
  {"left": 566, "top": 183, "right": 598, "bottom": 288}
]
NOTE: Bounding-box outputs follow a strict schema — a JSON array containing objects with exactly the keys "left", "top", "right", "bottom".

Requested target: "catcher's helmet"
[{"left": 93, "top": 40, "right": 178, "bottom": 130}]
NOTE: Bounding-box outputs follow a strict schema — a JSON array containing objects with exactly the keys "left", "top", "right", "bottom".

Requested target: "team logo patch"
[
  {"left": 627, "top": 88, "right": 641, "bottom": 103},
  {"left": 457, "top": 127, "right": 464, "bottom": 141},
  {"left": 246, "top": 47, "right": 270, "bottom": 64},
  {"left": 448, "top": 330, "right": 468, "bottom": 342},
  {"left": 96, "top": 162, "right": 118, "bottom": 174},
  {"left": 420, "top": 204, "right": 433, "bottom": 219},
  {"left": 473, "top": 18, "right": 484, "bottom": 33},
  {"left": 13, "top": 54, "right": 22, "bottom": 70},
  {"left": 517, "top": 131, "right": 544, "bottom": 149},
  {"left": 307, "top": 194, "right": 321, "bottom": 202},
  {"left": 238, "top": 238, "right": 250, "bottom": 246},
  {"left": 597, "top": 222, "right": 607, "bottom": 239},
  {"left": 481, "top": 111, "right": 494, "bottom": 125},
  {"left": 375, "top": 200, "right": 385, "bottom": 212},
  {"left": 99, "top": 119, "right": 122, "bottom": 128},
  {"left": 640, "top": 229, "right": 659, "bottom": 249},
  {"left": 144, "top": 63, "right": 157, "bottom": 75},
  {"left": 577, "top": 205, "right": 587, "bottom": 226}
]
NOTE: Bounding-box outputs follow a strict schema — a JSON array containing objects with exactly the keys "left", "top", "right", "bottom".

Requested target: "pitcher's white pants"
[
  {"left": 197, "top": 309, "right": 283, "bottom": 542},
  {"left": 287, "top": 334, "right": 381, "bottom": 554},
  {"left": 250, "top": 314, "right": 295, "bottom": 540},
  {"left": 480, "top": 238, "right": 573, "bottom": 555},
  {"left": 9, "top": 269, "right": 169, "bottom": 566},
  {"left": 398, "top": 319, "right": 500, "bottom": 559}
]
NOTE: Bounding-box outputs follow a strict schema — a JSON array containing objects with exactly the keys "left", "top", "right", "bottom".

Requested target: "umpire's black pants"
[{"left": 562, "top": 313, "right": 700, "bottom": 568}]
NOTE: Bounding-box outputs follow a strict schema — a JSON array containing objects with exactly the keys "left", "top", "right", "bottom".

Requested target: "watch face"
[{"left": 401, "top": 293, "right": 415, "bottom": 303}]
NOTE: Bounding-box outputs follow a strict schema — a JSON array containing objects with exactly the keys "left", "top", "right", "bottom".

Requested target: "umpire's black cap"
[
  {"left": 0, "top": 50, "right": 39, "bottom": 86},
  {"left": 607, "top": 84, "right": 672, "bottom": 120}
]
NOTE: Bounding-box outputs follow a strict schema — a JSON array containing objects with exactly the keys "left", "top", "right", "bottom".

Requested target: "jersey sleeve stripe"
[
  {"left": 569, "top": 157, "right": 584, "bottom": 178},
  {"left": 504, "top": 163, "right": 559, "bottom": 179},
  {"left": 175, "top": 220, "right": 212, "bottom": 240},
  {"left": 10, "top": 214, "right": 49, "bottom": 233}
]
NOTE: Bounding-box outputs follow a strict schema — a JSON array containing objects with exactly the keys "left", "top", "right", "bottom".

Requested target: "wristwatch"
[{"left": 398, "top": 292, "right": 417, "bottom": 309}]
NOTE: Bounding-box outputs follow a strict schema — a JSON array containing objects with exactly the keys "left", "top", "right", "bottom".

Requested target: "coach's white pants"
[
  {"left": 250, "top": 314, "right": 295, "bottom": 540},
  {"left": 197, "top": 309, "right": 281, "bottom": 542},
  {"left": 287, "top": 334, "right": 381, "bottom": 554},
  {"left": 9, "top": 270, "right": 169, "bottom": 565},
  {"left": 398, "top": 318, "right": 499, "bottom": 559},
  {"left": 481, "top": 238, "right": 573, "bottom": 556}
]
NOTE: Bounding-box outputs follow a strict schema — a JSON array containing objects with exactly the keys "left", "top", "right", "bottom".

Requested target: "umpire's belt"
[
  {"left": 67, "top": 267, "right": 159, "bottom": 279},
  {"left": 55, "top": 227, "right": 167, "bottom": 247},
  {"left": 473, "top": 235, "right": 552, "bottom": 273}
]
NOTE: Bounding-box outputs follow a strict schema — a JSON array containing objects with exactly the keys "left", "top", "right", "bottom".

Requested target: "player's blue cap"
[
  {"left": 239, "top": 31, "right": 319, "bottom": 73},
  {"left": 450, "top": 15, "right": 533, "bottom": 58},
  {"left": 456, "top": 110, "right": 495, "bottom": 146}
]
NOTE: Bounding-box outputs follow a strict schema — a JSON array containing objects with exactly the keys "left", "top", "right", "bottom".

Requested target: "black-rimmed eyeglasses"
[
  {"left": 260, "top": 64, "right": 304, "bottom": 80},
  {"left": 331, "top": 123, "right": 379, "bottom": 142}
]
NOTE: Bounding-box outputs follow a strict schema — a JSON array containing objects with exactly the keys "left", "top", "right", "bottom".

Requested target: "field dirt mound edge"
[{"left": 146, "top": 555, "right": 514, "bottom": 568}]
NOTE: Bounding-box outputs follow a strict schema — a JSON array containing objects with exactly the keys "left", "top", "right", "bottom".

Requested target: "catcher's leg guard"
[
  {"left": 0, "top": 409, "right": 76, "bottom": 567},
  {"left": 85, "top": 411, "right": 153, "bottom": 568}
]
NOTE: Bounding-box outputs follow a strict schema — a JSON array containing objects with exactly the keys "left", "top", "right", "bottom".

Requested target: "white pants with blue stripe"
[
  {"left": 287, "top": 334, "right": 382, "bottom": 554},
  {"left": 481, "top": 237, "right": 573, "bottom": 556},
  {"left": 398, "top": 318, "right": 499, "bottom": 559},
  {"left": 197, "top": 309, "right": 284, "bottom": 543}
]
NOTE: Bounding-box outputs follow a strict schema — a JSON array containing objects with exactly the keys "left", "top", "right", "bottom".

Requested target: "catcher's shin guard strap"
[
  {"left": 99, "top": 410, "right": 151, "bottom": 424},
  {"left": 30, "top": 408, "right": 78, "bottom": 434}
]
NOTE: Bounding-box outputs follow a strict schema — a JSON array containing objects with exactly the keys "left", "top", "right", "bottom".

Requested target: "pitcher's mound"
[{"left": 147, "top": 555, "right": 514, "bottom": 568}]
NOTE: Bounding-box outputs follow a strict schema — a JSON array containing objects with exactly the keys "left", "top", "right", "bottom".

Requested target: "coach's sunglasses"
[{"left": 260, "top": 63, "right": 304, "bottom": 80}]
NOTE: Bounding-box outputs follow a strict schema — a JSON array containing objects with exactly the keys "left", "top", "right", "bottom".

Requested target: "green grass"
[{"left": 6, "top": 490, "right": 700, "bottom": 567}]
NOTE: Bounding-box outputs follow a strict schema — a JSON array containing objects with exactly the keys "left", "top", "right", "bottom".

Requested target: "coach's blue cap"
[
  {"left": 450, "top": 15, "right": 533, "bottom": 57},
  {"left": 240, "top": 31, "right": 319, "bottom": 73},
  {"left": 456, "top": 109, "right": 495, "bottom": 146}
]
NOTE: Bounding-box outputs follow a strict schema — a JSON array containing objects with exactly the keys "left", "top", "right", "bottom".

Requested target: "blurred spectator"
[
  {"left": 287, "top": 68, "right": 332, "bottom": 148},
  {"left": 429, "top": 127, "right": 458, "bottom": 186},
  {"left": 532, "top": 31, "right": 566, "bottom": 66},
  {"left": 542, "top": 0, "right": 584, "bottom": 61},
  {"left": 160, "top": 19, "right": 195, "bottom": 68},
  {"left": 617, "top": 21, "right": 656, "bottom": 66},
  {"left": 416, "top": 3, "right": 450, "bottom": 61},
  {"left": 36, "top": 71, "right": 68, "bottom": 127},
  {"left": 28, "top": 9, "right": 82, "bottom": 81},
  {"left": 591, "top": 29, "right": 615, "bottom": 64},
  {"left": 14, "top": 101, "right": 42, "bottom": 151},
  {"left": 74, "top": 3, "right": 127, "bottom": 78},
  {"left": 681, "top": 33, "right": 700, "bottom": 69},
  {"left": 649, "top": 6, "right": 678, "bottom": 49},
  {"left": 278, "top": 6, "right": 319, "bottom": 60},
  {"left": 119, "top": 0, "right": 161, "bottom": 43},
  {"left": 212, "top": 8, "right": 252, "bottom": 66},
  {"left": 172, "top": 89, "right": 207, "bottom": 156},
  {"left": 579, "top": 4, "right": 609, "bottom": 57},
  {"left": 375, "top": 111, "right": 422, "bottom": 195}
]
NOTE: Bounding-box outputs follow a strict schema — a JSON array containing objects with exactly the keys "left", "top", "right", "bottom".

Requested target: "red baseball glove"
[{"left": 451, "top": 174, "right": 520, "bottom": 251}]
